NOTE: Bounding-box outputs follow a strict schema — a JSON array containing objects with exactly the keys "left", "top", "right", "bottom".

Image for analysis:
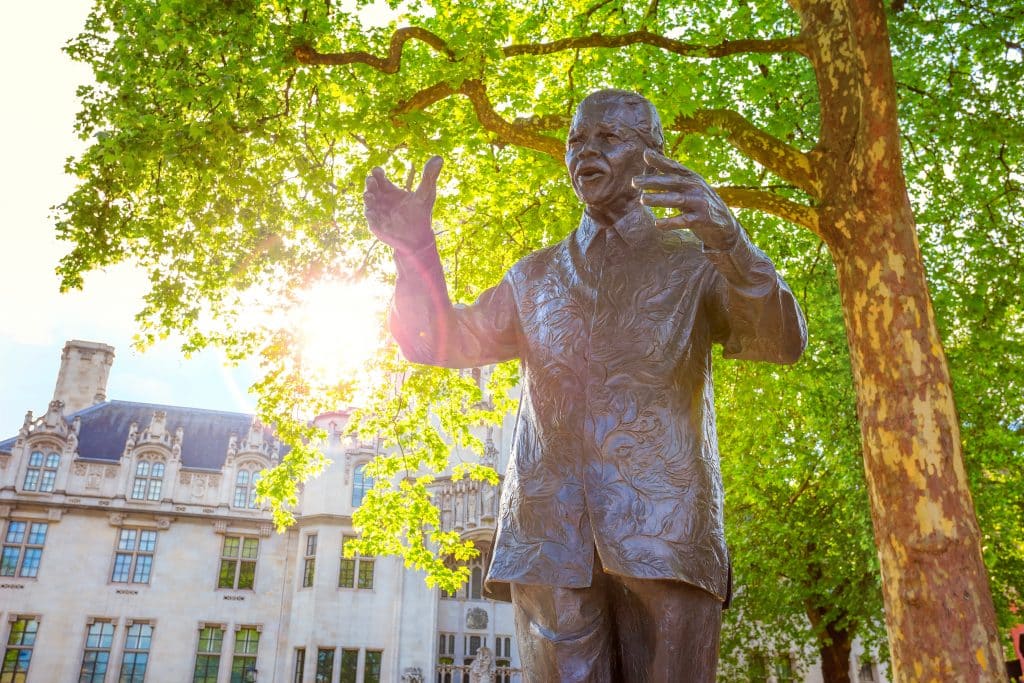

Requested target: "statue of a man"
[{"left": 364, "top": 89, "right": 806, "bottom": 682}]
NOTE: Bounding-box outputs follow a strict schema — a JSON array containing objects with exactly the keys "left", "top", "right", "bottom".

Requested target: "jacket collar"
[{"left": 575, "top": 204, "right": 657, "bottom": 253}]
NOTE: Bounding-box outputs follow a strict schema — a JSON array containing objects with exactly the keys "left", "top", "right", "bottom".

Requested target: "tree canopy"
[{"left": 59, "top": 0, "right": 1023, "bottom": 679}]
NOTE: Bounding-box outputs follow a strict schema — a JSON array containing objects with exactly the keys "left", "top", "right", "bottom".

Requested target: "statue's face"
[{"left": 566, "top": 97, "right": 651, "bottom": 213}]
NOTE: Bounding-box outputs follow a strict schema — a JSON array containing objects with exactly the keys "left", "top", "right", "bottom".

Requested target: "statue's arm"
[
  {"left": 702, "top": 227, "right": 807, "bottom": 365},
  {"left": 633, "top": 149, "right": 806, "bottom": 364},
  {"left": 390, "top": 241, "right": 520, "bottom": 368},
  {"left": 364, "top": 157, "right": 520, "bottom": 368}
]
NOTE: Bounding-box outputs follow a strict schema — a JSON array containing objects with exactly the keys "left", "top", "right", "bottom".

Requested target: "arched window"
[
  {"left": 351, "top": 464, "right": 374, "bottom": 508},
  {"left": 24, "top": 450, "right": 60, "bottom": 492},
  {"left": 233, "top": 467, "right": 263, "bottom": 509},
  {"left": 131, "top": 460, "right": 166, "bottom": 501},
  {"left": 461, "top": 555, "right": 486, "bottom": 601},
  {"left": 470, "top": 566, "right": 483, "bottom": 601}
]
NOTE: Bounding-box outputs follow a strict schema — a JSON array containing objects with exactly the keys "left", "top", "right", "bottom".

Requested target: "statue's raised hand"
[
  {"left": 633, "top": 149, "right": 740, "bottom": 251},
  {"left": 364, "top": 156, "right": 443, "bottom": 252}
]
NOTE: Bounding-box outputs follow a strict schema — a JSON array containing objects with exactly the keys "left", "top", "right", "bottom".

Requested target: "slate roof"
[{"left": 0, "top": 400, "right": 274, "bottom": 470}]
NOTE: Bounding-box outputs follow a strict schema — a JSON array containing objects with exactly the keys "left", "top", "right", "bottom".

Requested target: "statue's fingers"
[
  {"left": 370, "top": 166, "right": 401, "bottom": 194},
  {"left": 643, "top": 148, "right": 694, "bottom": 175},
  {"left": 415, "top": 156, "right": 444, "bottom": 200},
  {"left": 640, "top": 190, "right": 705, "bottom": 210},
  {"left": 655, "top": 215, "right": 698, "bottom": 231},
  {"left": 632, "top": 174, "right": 695, "bottom": 193}
]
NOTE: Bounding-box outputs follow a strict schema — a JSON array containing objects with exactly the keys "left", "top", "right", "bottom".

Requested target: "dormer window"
[
  {"left": 23, "top": 451, "right": 60, "bottom": 492},
  {"left": 233, "top": 467, "right": 262, "bottom": 509},
  {"left": 130, "top": 460, "right": 166, "bottom": 501}
]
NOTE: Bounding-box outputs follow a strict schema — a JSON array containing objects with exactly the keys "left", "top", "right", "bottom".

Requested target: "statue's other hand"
[
  {"left": 364, "top": 156, "right": 443, "bottom": 252},
  {"left": 633, "top": 149, "right": 739, "bottom": 251}
]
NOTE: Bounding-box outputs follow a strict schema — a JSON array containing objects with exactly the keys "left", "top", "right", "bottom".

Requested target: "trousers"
[{"left": 511, "top": 559, "right": 722, "bottom": 683}]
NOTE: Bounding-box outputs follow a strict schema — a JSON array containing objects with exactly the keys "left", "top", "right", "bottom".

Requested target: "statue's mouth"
[{"left": 575, "top": 164, "right": 607, "bottom": 184}]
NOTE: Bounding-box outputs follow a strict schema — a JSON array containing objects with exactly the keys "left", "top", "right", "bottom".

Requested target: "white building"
[
  {"left": 0, "top": 341, "right": 519, "bottom": 683},
  {"left": 0, "top": 340, "right": 885, "bottom": 682}
]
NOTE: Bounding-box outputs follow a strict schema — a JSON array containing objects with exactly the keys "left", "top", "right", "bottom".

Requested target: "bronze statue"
[{"left": 364, "top": 89, "right": 807, "bottom": 683}]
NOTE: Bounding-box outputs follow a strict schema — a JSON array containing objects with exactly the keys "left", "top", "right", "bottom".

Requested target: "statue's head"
[{"left": 566, "top": 90, "right": 664, "bottom": 215}]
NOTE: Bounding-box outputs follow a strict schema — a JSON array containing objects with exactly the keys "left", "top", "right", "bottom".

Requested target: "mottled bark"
[{"left": 799, "top": 0, "right": 1004, "bottom": 678}]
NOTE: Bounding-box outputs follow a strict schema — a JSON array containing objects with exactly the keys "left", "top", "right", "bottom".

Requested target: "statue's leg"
[
  {"left": 510, "top": 571, "right": 617, "bottom": 683},
  {"left": 608, "top": 576, "right": 722, "bottom": 683}
]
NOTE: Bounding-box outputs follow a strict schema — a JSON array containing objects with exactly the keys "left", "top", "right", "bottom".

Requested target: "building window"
[
  {"left": 469, "top": 566, "right": 483, "bottom": 600},
  {"left": 111, "top": 528, "right": 157, "bottom": 584},
  {"left": 119, "top": 623, "right": 153, "bottom": 682},
  {"left": 293, "top": 648, "right": 305, "bottom": 683},
  {"left": 364, "top": 650, "right": 382, "bottom": 683},
  {"left": 233, "top": 467, "right": 263, "bottom": 509},
  {"left": 858, "top": 662, "right": 877, "bottom": 682},
  {"left": 438, "top": 632, "right": 456, "bottom": 677},
  {"left": 339, "top": 649, "right": 358, "bottom": 683},
  {"left": 1, "top": 617, "right": 38, "bottom": 682},
  {"left": 231, "top": 627, "right": 259, "bottom": 683},
  {"left": 438, "top": 632, "right": 455, "bottom": 658},
  {"left": 1, "top": 520, "right": 48, "bottom": 578},
  {"left": 23, "top": 450, "right": 60, "bottom": 492},
  {"left": 302, "top": 534, "right": 317, "bottom": 588},
  {"left": 495, "top": 635, "right": 513, "bottom": 683},
  {"left": 79, "top": 620, "right": 115, "bottom": 683},
  {"left": 316, "top": 648, "right": 334, "bottom": 682},
  {"left": 339, "top": 535, "right": 374, "bottom": 590},
  {"left": 747, "top": 651, "right": 768, "bottom": 682},
  {"left": 193, "top": 626, "right": 223, "bottom": 683},
  {"left": 351, "top": 464, "right": 373, "bottom": 508},
  {"left": 773, "top": 654, "right": 796, "bottom": 682},
  {"left": 218, "top": 536, "right": 258, "bottom": 590},
  {"left": 131, "top": 460, "right": 165, "bottom": 501}
]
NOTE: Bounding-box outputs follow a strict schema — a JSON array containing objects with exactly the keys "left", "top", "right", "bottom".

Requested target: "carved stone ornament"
[
  {"left": 468, "top": 646, "right": 495, "bottom": 683},
  {"left": 466, "top": 606, "right": 488, "bottom": 631},
  {"left": 108, "top": 513, "right": 126, "bottom": 527},
  {"left": 400, "top": 667, "right": 424, "bottom": 683}
]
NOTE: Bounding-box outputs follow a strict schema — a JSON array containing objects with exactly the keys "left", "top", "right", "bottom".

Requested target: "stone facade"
[{"left": 0, "top": 342, "right": 519, "bottom": 682}]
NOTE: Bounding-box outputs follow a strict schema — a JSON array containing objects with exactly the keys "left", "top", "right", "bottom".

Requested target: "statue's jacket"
[{"left": 391, "top": 206, "right": 807, "bottom": 603}]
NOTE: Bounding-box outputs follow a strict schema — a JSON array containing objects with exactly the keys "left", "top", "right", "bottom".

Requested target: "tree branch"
[
  {"left": 673, "top": 109, "right": 822, "bottom": 199},
  {"left": 716, "top": 187, "right": 821, "bottom": 235},
  {"left": 293, "top": 27, "right": 810, "bottom": 70},
  {"left": 503, "top": 29, "right": 810, "bottom": 59},
  {"left": 293, "top": 26, "right": 456, "bottom": 71},
  {"left": 392, "top": 79, "right": 565, "bottom": 158}
]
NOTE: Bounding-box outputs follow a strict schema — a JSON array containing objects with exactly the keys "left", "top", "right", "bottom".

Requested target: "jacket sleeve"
[
  {"left": 702, "top": 227, "right": 807, "bottom": 365},
  {"left": 389, "top": 241, "right": 521, "bottom": 368}
]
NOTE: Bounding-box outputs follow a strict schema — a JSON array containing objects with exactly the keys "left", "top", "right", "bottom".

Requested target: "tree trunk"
[
  {"left": 796, "top": 0, "right": 1005, "bottom": 678},
  {"left": 829, "top": 206, "right": 1003, "bottom": 680},
  {"left": 819, "top": 623, "right": 853, "bottom": 683},
  {"left": 805, "top": 600, "right": 854, "bottom": 683}
]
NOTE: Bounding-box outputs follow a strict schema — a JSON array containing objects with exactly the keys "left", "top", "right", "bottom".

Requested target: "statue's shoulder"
[{"left": 507, "top": 240, "right": 564, "bottom": 283}]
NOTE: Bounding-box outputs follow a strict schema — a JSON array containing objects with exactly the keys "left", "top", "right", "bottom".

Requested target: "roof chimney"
[{"left": 52, "top": 340, "right": 115, "bottom": 415}]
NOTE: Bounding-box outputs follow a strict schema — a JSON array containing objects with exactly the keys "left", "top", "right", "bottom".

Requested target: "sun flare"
[{"left": 291, "top": 278, "right": 390, "bottom": 385}]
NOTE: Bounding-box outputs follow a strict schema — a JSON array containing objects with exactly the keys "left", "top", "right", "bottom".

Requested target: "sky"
[
  {"left": 0, "top": 1, "right": 258, "bottom": 438},
  {"left": 0, "top": 1, "right": 407, "bottom": 440}
]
